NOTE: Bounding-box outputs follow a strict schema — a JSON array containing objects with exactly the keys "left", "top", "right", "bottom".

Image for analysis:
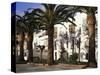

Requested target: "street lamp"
[
  {"left": 78, "top": 28, "right": 81, "bottom": 62},
  {"left": 71, "top": 33, "right": 75, "bottom": 54},
  {"left": 37, "top": 45, "right": 45, "bottom": 64},
  {"left": 69, "top": 24, "right": 76, "bottom": 54}
]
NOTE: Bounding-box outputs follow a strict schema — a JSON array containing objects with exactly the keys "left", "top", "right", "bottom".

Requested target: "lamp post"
[
  {"left": 37, "top": 45, "right": 45, "bottom": 63},
  {"left": 78, "top": 28, "right": 81, "bottom": 63},
  {"left": 71, "top": 33, "right": 75, "bottom": 54},
  {"left": 69, "top": 24, "right": 76, "bottom": 55}
]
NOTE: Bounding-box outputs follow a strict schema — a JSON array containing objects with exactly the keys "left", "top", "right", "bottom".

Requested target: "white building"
[
  {"left": 32, "top": 13, "right": 89, "bottom": 62},
  {"left": 16, "top": 12, "right": 95, "bottom": 63}
]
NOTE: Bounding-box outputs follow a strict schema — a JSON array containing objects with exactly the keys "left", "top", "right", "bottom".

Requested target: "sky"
[
  {"left": 12, "top": 2, "right": 97, "bottom": 29},
  {"left": 14, "top": 2, "right": 43, "bottom": 16},
  {"left": 12, "top": 2, "right": 88, "bottom": 31}
]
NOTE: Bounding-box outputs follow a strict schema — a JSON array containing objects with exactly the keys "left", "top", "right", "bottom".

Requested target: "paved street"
[{"left": 16, "top": 63, "right": 88, "bottom": 73}]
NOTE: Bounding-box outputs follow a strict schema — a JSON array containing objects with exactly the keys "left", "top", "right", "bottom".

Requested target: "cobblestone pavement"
[{"left": 16, "top": 63, "right": 88, "bottom": 73}]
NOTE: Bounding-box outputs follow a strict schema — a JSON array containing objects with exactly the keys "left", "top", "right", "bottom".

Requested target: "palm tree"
[
  {"left": 23, "top": 11, "right": 41, "bottom": 63},
  {"left": 86, "top": 7, "right": 97, "bottom": 67},
  {"left": 16, "top": 15, "right": 27, "bottom": 62},
  {"left": 76, "top": 28, "right": 81, "bottom": 62},
  {"left": 16, "top": 13, "right": 35, "bottom": 62},
  {"left": 16, "top": 10, "right": 41, "bottom": 63},
  {"left": 34, "top": 4, "right": 77, "bottom": 65},
  {"left": 78, "top": 7, "right": 97, "bottom": 67}
]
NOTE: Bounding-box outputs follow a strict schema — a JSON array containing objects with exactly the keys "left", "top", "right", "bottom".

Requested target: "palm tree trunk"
[
  {"left": 27, "top": 32, "right": 34, "bottom": 63},
  {"left": 78, "top": 37, "right": 81, "bottom": 62},
  {"left": 19, "top": 32, "right": 25, "bottom": 61},
  {"left": 72, "top": 37, "right": 74, "bottom": 54},
  {"left": 87, "top": 13, "right": 97, "bottom": 67},
  {"left": 47, "top": 25, "right": 54, "bottom": 65},
  {"left": 41, "top": 50, "right": 43, "bottom": 63}
]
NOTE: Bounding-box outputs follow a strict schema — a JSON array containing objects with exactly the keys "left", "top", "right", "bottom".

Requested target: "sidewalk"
[{"left": 16, "top": 63, "right": 88, "bottom": 73}]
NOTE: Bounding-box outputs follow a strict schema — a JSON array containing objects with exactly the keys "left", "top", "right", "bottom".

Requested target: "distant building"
[{"left": 32, "top": 22, "right": 89, "bottom": 62}]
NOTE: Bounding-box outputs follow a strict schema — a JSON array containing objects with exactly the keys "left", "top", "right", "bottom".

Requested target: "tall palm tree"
[
  {"left": 16, "top": 15, "right": 27, "bottom": 62},
  {"left": 34, "top": 4, "right": 77, "bottom": 65},
  {"left": 16, "top": 10, "right": 41, "bottom": 63},
  {"left": 76, "top": 28, "right": 81, "bottom": 62},
  {"left": 86, "top": 7, "right": 97, "bottom": 67},
  {"left": 76, "top": 6, "right": 97, "bottom": 67},
  {"left": 16, "top": 13, "right": 35, "bottom": 62},
  {"left": 23, "top": 11, "right": 41, "bottom": 63},
  {"left": 81, "top": 7, "right": 97, "bottom": 67}
]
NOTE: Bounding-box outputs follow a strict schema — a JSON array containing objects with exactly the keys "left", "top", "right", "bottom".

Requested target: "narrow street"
[{"left": 16, "top": 63, "right": 88, "bottom": 73}]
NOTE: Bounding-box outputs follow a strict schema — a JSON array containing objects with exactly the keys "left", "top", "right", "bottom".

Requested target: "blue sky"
[{"left": 15, "top": 2, "right": 43, "bottom": 16}]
